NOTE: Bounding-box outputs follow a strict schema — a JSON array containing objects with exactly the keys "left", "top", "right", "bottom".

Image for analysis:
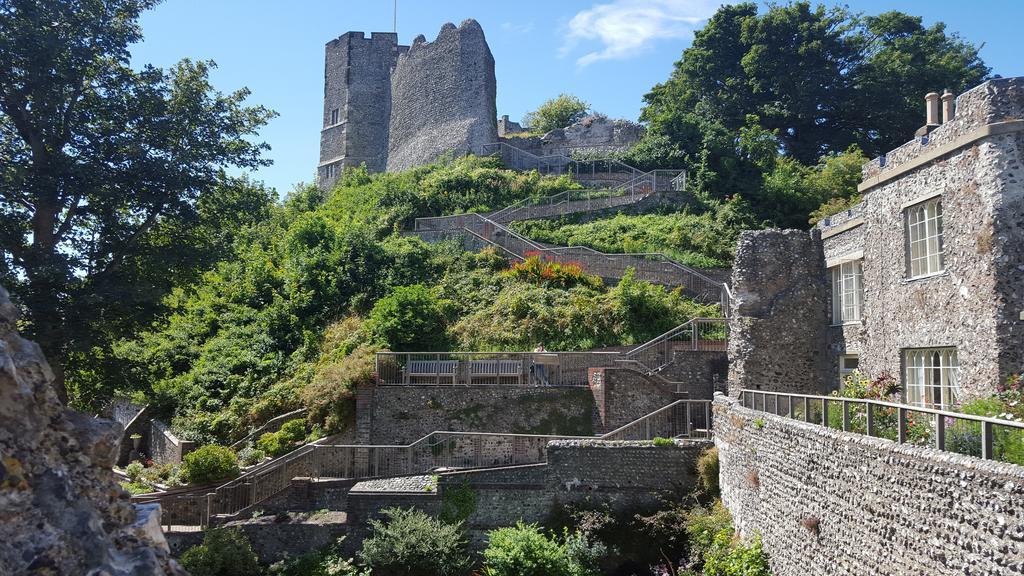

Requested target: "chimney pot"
[
  {"left": 941, "top": 89, "right": 955, "bottom": 123},
  {"left": 925, "top": 92, "right": 940, "bottom": 126}
]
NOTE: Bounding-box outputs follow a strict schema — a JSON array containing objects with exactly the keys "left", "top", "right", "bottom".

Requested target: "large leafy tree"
[
  {"left": 642, "top": 2, "right": 988, "bottom": 164},
  {"left": 0, "top": 0, "right": 276, "bottom": 398}
]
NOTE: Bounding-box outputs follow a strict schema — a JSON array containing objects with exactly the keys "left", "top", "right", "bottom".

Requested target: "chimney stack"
[
  {"left": 925, "top": 92, "right": 940, "bottom": 126},
  {"left": 941, "top": 89, "right": 955, "bottom": 123}
]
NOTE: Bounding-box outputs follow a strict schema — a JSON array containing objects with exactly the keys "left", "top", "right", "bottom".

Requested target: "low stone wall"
[
  {"left": 149, "top": 420, "right": 197, "bottom": 466},
  {"left": 367, "top": 385, "right": 596, "bottom": 444},
  {"left": 546, "top": 439, "right": 708, "bottom": 512},
  {"left": 714, "top": 394, "right": 1024, "bottom": 576},
  {"left": 167, "top": 515, "right": 351, "bottom": 565},
  {"left": 116, "top": 403, "right": 152, "bottom": 466}
]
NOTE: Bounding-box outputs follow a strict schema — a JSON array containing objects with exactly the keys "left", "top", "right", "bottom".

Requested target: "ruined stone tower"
[
  {"left": 317, "top": 20, "right": 498, "bottom": 188},
  {"left": 318, "top": 32, "right": 408, "bottom": 187}
]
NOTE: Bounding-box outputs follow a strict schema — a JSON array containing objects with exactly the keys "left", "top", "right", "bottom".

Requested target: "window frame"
[
  {"left": 830, "top": 259, "right": 864, "bottom": 325},
  {"left": 838, "top": 354, "right": 860, "bottom": 387},
  {"left": 903, "top": 197, "right": 945, "bottom": 279},
  {"left": 903, "top": 347, "right": 960, "bottom": 410},
  {"left": 330, "top": 108, "right": 339, "bottom": 125}
]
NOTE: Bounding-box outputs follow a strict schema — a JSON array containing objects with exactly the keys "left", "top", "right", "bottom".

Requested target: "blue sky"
[{"left": 130, "top": 0, "right": 1023, "bottom": 194}]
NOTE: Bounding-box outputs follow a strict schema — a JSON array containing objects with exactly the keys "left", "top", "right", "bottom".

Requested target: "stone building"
[
  {"left": 317, "top": 20, "right": 498, "bottom": 188},
  {"left": 731, "top": 77, "right": 1024, "bottom": 407}
]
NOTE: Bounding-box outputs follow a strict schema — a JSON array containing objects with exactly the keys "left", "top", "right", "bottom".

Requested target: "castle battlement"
[{"left": 318, "top": 20, "right": 497, "bottom": 187}]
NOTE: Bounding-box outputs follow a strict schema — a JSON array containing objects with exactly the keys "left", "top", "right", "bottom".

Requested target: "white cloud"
[{"left": 562, "top": 0, "right": 717, "bottom": 67}]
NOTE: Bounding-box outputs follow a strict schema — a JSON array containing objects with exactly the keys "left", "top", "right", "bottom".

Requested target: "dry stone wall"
[
  {"left": 0, "top": 285, "right": 185, "bottom": 576},
  {"left": 727, "top": 230, "right": 831, "bottom": 395},
  {"left": 714, "top": 394, "right": 1024, "bottom": 576},
  {"left": 386, "top": 20, "right": 498, "bottom": 172}
]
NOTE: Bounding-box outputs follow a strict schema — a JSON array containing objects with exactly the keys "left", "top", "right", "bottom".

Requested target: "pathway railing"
[
  {"left": 375, "top": 351, "right": 622, "bottom": 387},
  {"left": 740, "top": 389, "right": 1024, "bottom": 464},
  {"left": 621, "top": 318, "right": 729, "bottom": 375},
  {"left": 481, "top": 142, "right": 644, "bottom": 183},
  {"left": 413, "top": 213, "right": 730, "bottom": 310},
  {"left": 138, "top": 399, "right": 712, "bottom": 528}
]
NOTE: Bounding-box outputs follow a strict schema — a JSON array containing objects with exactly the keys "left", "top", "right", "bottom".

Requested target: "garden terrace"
[{"left": 134, "top": 399, "right": 711, "bottom": 529}]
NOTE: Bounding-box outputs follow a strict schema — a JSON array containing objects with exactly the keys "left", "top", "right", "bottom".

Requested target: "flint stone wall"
[
  {"left": 0, "top": 285, "right": 185, "bottom": 575},
  {"left": 819, "top": 77, "right": 1024, "bottom": 398},
  {"left": 714, "top": 394, "right": 1024, "bottom": 576},
  {"left": 386, "top": 20, "right": 498, "bottom": 172},
  {"left": 149, "top": 420, "right": 197, "bottom": 466},
  {"left": 366, "top": 384, "right": 595, "bottom": 444},
  {"left": 727, "top": 230, "right": 831, "bottom": 395},
  {"left": 319, "top": 32, "right": 407, "bottom": 187}
]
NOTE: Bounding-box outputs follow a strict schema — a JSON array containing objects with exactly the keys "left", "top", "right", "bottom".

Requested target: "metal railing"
[
  {"left": 740, "top": 389, "right": 1024, "bottom": 464},
  {"left": 136, "top": 399, "right": 712, "bottom": 528},
  {"left": 621, "top": 318, "right": 729, "bottom": 375},
  {"left": 375, "top": 351, "right": 622, "bottom": 387},
  {"left": 412, "top": 213, "right": 730, "bottom": 311},
  {"left": 481, "top": 142, "right": 644, "bottom": 183}
]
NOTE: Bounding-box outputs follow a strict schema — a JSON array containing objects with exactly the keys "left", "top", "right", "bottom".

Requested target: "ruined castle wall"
[
  {"left": 714, "top": 394, "right": 1024, "bottom": 576},
  {"left": 367, "top": 385, "right": 596, "bottom": 444},
  {"left": 319, "top": 32, "right": 405, "bottom": 187},
  {"left": 386, "top": 20, "right": 498, "bottom": 172},
  {"left": 727, "top": 230, "right": 831, "bottom": 395}
]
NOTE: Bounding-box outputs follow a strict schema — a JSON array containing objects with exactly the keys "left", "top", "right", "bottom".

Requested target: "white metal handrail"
[{"left": 740, "top": 389, "right": 1024, "bottom": 462}]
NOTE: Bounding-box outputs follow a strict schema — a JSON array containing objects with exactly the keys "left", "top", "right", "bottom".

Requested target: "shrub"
[
  {"left": 268, "top": 537, "right": 366, "bottom": 576},
  {"left": 179, "top": 527, "right": 261, "bottom": 576},
  {"left": 701, "top": 530, "right": 771, "bottom": 576},
  {"left": 124, "top": 461, "right": 144, "bottom": 482},
  {"left": 503, "top": 254, "right": 602, "bottom": 290},
  {"left": 358, "top": 507, "right": 469, "bottom": 576},
  {"left": 181, "top": 445, "right": 240, "bottom": 484},
  {"left": 651, "top": 437, "right": 676, "bottom": 447},
  {"left": 256, "top": 418, "right": 309, "bottom": 458},
  {"left": 120, "top": 480, "right": 151, "bottom": 495},
  {"left": 366, "top": 285, "right": 449, "bottom": 351},
  {"left": 238, "top": 446, "right": 267, "bottom": 467},
  {"left": 483, "top": 523, "right": 601, "bottom": 576},
  {"left": 697, "top": 446, "right": 720, "bottom": 495},
  {"left": 523, "top": 94, "right": 589, "bottom": 133}
]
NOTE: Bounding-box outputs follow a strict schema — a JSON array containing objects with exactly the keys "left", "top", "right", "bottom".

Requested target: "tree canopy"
[
  {"left": 0, "top": 0, "right": 276, "bottom": 396},
  {"left": 523, "top": 94, "right": 590, "bottom": 133}
]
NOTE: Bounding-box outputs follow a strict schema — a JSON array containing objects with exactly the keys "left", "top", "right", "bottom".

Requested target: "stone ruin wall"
[
  {"left": 820, "top": 77, "right": 1024, "bottom": 397},
  {"left": 727, "top": 229, "right": 831, "bottom": 396},
  {"left": 386, "top": 20, "right": 498, "bottom": 172},
  {"left": 319, "top": 32, "right": 407, "bottom": 187},
  {"left": 0, "top": 285, "right": 185, "bottom": 575},
  {"left": 714, "top": 394, "right": 1024, "bottom": 576}
]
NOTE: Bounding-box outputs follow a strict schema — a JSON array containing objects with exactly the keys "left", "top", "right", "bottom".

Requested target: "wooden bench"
[
  {"left": 468, "top": 359, "right": 523, "bottom": 385},
  {"left": 406, "top": 360, "right": 458, "bottom": 385}
]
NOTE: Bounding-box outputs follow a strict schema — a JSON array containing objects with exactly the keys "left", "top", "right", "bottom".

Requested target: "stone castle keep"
[{"left": 317, "top": 19, "right": 498, "bottom": 188}]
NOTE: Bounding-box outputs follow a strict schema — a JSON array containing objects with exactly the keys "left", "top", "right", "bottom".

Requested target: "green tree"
[
  {"left": 358, "top": 507, "right": 470, "bottom": 576},
  {"left": 367, "top": 284, "right": 448, "bottom": 351},
  {"left": 641, "top": 2, "right": 988, "bottom": 163},
  {"left": 523, "top": 94, "right": 590, "bottom": 133},
  {"left": 179, "top": 528, "right": 261, "bottom": 576},
  {"left": 0, "top": 0, "right": 275, "bottom": 398}
]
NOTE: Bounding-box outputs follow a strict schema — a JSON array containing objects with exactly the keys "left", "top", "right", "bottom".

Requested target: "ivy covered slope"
[{"left": 112, "top": 157, "right": 717, "bottom": 445}]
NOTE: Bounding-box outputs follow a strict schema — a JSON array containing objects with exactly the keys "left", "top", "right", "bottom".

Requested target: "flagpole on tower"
[{"left": 393, "top": 0, "right": 397, "bottom": 33}]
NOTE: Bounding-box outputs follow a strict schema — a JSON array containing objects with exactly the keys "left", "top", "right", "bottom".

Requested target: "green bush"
[
  {"left": 124, "top": 461, "right": 144, "bottom": 482},
  {"left": 256, "top": 418, "right": 309, "bottom": 458},
  {"left": 237, "top": 446, "right": 267, "bottom": 467},
  {"left": 651, "top": 437, "right": 676, "bottom": 447},
  {"left": 268, "top": 537, "right": 366, "bottom": 576},
  {"left": 181, "top": 445, "right": 240, "bottom": 484},
  {"left": 701, "top": 530, "right": 771, "bottom": 576},
  {"left": 179, "top": 527, "right": 260, "bottom": 576},
  {"left": 358, "top": 507, "right": 469, "bottom": 576},
  {"left": 483, "top": 522, "right": 601, "bottom": 576},
  {"left": 367, "top": 285, "right": 449, "bottom": 351},
  {"left": 523, "top": 94, "right": 589, "bottom": 133},
  {"left": 697, "top": 446, "right": 720, "bottom": 495},
  {"left": 120, "top": 480, "right": 151, "bottom": 495}
]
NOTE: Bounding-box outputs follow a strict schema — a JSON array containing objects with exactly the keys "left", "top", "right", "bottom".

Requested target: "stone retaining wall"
[
  {"left": 714, "top": 394, "right": 1024, "bottom": 576},
  {"left": 366, "top": 384, "right": 596, "bottom": 444},
  {"left": 149, "top": 420, "right": 197, "bottom": 466}
]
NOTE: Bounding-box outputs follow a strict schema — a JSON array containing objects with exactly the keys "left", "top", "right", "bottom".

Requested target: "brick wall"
[{"left": 714, "top": 394, "right": 1024, "bottom": 575}]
